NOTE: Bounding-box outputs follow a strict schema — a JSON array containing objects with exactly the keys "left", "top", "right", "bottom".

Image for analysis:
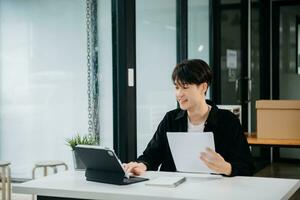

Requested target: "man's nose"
[{"left": 176, "top": 89, "right": 183, "bottom": 97}]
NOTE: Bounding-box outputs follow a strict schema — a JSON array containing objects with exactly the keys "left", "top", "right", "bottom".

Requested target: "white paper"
[
  {"left": 226, "top": 49, "right": 237, "bottom": 69},
  {"left": 167, "top": 132, "right": 215, "bottom": 174}
]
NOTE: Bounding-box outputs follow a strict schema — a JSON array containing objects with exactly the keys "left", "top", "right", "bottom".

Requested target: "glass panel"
[
  {"left": 278, "top": 5, "right": 300, "bottom": 160},
  {"left": 279, "top": 5, "right": 300, "bottom": 99},
  {"left": 0, "top": 0, "right": 87, "bottom": 178},
  {"left": 220, "top": 8, "right": 242, "bottom": 104},
  {"left": 221, "top": 0, "right": 241, "bottom": 5},
  {"left": 136, "top": 0, "right": 177, "bottom": 156},
  {"left": 298, "top": 18, "right": 300, "bottom": 74},
  {"left": 98, "top": 0, "right": 113, "bottom": 149},
  {"left": 188, "top": 0, "right": 210, "bottom": 98}
]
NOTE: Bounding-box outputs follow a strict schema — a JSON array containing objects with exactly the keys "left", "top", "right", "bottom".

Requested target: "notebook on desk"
[
  {"left": 75, "top": 145, "right": 148, "bottom": 185},
  {"left": 167, "top": 132, "right": 215, "bottom": 174},
  {"left": 145, "top": 176, "right": 186, "bottom": 187}
]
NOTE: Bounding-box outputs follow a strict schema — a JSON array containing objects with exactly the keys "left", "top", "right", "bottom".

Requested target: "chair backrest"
[{"left": 217, "top": 105, "right": 242, "bottom": 124}]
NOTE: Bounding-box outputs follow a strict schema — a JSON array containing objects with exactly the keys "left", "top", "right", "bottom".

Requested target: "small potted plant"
[{"left": 66, "top": 133, "right": 99, "bottom": 170}]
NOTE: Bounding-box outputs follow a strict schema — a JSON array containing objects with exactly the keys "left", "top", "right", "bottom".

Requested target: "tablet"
[
  {"left": 75, "top": 145, "right": 148, "bottom": 185},
  {"left": 167, "top": 132, "right": 215, "bottom": 173}
]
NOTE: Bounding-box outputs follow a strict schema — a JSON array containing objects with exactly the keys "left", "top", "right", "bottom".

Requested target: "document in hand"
[
  {"left": 167, "top": 132, "right": 215, "bottom": 174},
  {"left": 145, "top": 176, "right": 186, "bottom": 188}
]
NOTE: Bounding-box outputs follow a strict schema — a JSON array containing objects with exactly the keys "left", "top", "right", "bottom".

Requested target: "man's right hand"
[{"left": 123, "top": 162, "right": 147, "bottom": 176}]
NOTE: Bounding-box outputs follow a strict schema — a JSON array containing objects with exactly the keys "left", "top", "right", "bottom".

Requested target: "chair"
[
  {"left": 32, "top": 160, "right": 68, "bottom": 179},
  {"left": 0, "top": 161, "right": 11, "bottom": 200},
  {"left": 32, "top": 161, "right": 68, "bottom": 200}
]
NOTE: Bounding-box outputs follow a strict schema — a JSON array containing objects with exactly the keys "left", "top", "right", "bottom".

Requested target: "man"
[{"left": 124, "top": 59, "right": 255, "bottom": 176}]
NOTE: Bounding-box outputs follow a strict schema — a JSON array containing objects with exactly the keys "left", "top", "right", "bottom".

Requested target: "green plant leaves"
[{"left": 66, "top": 134, "right": 99, "bottom": 150}]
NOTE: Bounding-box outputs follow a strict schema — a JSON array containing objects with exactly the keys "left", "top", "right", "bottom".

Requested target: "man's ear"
[{"left": 200, "top": 82, "right": 208, "bottom": 94}]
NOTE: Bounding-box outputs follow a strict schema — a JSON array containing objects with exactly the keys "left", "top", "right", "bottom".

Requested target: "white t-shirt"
[
  {"left": 187, "top": 117, "right": 205, "bottom": 132},
  {"left": 187, "top": 105, "right": 211, "bottom": 132}
]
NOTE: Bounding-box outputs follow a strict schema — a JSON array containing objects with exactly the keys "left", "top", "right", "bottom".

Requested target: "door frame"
[
  {"left": 211, "top": 0, "right": 272, "bottom": 132},
  {"left": 112, "top": 0, "right": 190, "bottom": 161},
  {"left": 272, "top": 0, "right": 300, "bottom": 100},
  {"left": 210, "top": 0, "right": 250, "bottom": 131}
]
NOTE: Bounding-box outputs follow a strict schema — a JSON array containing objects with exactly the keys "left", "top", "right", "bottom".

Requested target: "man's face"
[{"left": 174, "top": 82, "right": 207, "bottom": 111}]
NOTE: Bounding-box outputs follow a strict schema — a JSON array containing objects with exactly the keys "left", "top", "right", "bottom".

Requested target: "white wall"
[{"left": 0, "top": 0, "right": 87, "bottom": 178}]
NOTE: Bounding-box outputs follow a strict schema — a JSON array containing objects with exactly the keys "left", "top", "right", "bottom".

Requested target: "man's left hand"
[{"left": 200, "top": 147, "right": 232, "bottom": 176}]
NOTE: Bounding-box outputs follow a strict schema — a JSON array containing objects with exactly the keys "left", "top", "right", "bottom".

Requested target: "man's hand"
[
  {"left": 123, "top": 162, "right": 147, "bottom": 176},
  {"left": 200, "top": 148, "right": 232, "bottom": 176}
]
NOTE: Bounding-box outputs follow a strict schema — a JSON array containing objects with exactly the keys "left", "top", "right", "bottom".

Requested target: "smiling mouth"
[{"left": 178, "top": 99, "right": 187, "bottom": 103}]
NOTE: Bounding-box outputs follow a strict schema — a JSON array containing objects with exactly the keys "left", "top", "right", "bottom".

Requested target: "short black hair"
[{"left": 172, "top": 59, "right": 212, "bottom": 87}]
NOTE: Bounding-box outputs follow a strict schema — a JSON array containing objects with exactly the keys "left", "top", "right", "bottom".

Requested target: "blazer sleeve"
[
  {"left": 227, "top": 116, "right": 255, "bottom": 176},
  {"left": 136, "top": 114, "right": 168, "bottom": 171}
]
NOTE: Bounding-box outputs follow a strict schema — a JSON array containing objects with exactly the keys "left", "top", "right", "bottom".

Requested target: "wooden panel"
[
  {"left": 256, "top": 100, "right": 300, "bottom": 110},
  {"left": 246, "top": 133, "right": 300, "bottom": 146}
]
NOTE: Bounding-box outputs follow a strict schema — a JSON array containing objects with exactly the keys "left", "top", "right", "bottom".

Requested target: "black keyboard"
[{"left": 121, "top": 176, "right": 149, "bottom": 185}]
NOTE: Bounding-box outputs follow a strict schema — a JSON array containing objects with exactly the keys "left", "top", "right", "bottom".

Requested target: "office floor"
[
  {"left": 1, "top": 162, "right": 299, "bottom": 200},
  {"left": 0, "top": 192, "right": 31, "bottom": 200},
  {"left": 254, "top": 162, "right": 300, "bottom": 200}
]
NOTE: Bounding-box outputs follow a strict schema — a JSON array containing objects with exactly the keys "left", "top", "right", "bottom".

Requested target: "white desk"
[{"left": 13, "top": 170, "right": 300, "bottom": 200}]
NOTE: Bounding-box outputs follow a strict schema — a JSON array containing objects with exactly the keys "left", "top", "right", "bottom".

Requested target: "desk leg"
[
  {"left": 37, "top": 196, "right": 91, "bottom": 200},
  {"left": 270, "top": 146, "right": 280, "bottom": 163},
  {"left": 270, "top": 147, "right": 273, "bottom": 163}
]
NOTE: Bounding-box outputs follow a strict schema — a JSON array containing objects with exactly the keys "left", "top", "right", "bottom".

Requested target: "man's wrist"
[{"left": 224, "top": 162, "right": 232, "bottom": 176}]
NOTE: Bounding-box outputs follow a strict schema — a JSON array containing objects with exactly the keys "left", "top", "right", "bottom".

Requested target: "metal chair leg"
[
  {"left": 2, "top": 166, "right": 6, "bottom": 200},
  {"left": 53, "top": 166, "right": 57, "bottom": 174},
  {"left": 32, "top": 167, "right": 37, "bottom": 200},
  {"left": 63, "top": 163, "right": 68, "bottom": 170},
  {"left": 43, "top": 167, "right": 48, "bottom": 176},
  {"left": 7, "top": 167, "right": 11, "bottom": 200},
  {"left": 32, "top": 167, "right": 37, "bottom": 180}
]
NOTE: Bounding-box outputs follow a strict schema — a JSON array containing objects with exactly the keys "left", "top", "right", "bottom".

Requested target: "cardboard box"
[{"left": 256, "top": 100, "right": 300, "bottom": 139}]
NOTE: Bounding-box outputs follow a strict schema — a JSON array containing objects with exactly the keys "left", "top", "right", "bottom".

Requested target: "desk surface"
[
  {"left": 246, "top": 133, "right": 300, "bottom": 146},
  {"left": 13, "top": 170, "right": 300, "bottom": 200}
]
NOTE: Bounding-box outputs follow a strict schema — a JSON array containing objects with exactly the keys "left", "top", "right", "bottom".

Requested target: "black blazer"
[{"left": 136, "top": 100, "right": 255, "bottom": 176}]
